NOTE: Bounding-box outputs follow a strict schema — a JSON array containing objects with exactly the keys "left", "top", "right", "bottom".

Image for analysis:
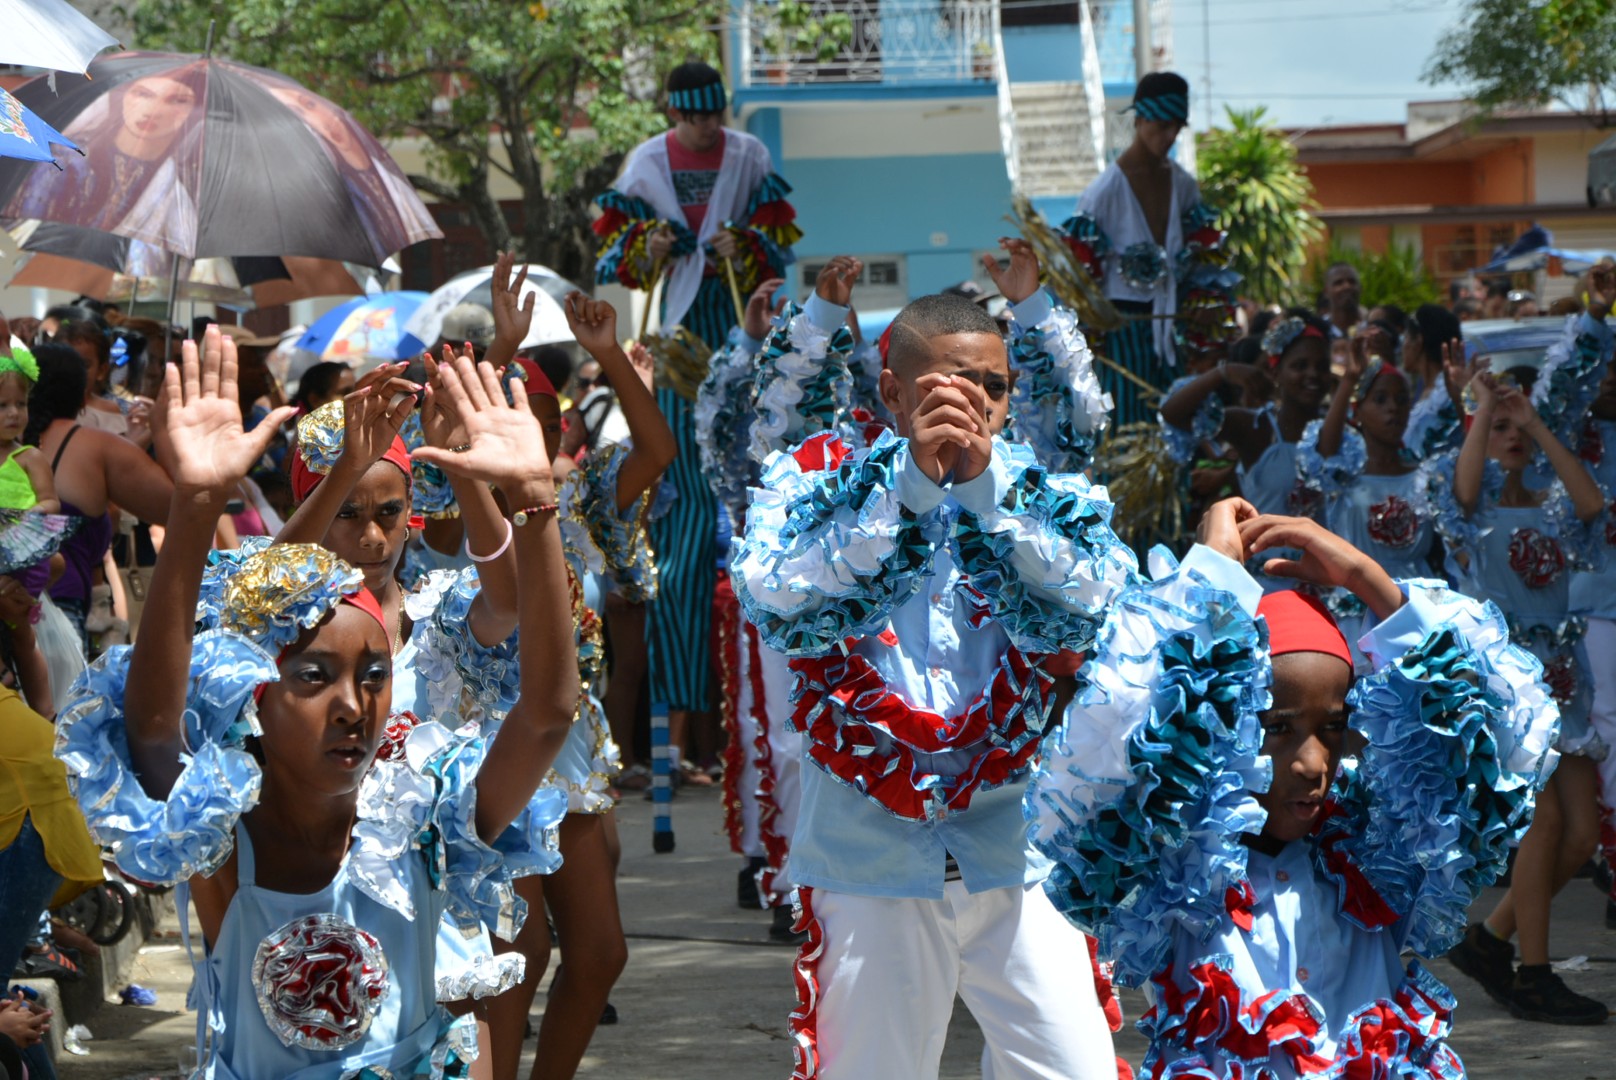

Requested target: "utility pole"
[
  {"left": 1203, "top": 0, "right": 1212, "bottom": 129},
  {"left": 1133, "top": 0, "right": 1152, "bottom": 79}
]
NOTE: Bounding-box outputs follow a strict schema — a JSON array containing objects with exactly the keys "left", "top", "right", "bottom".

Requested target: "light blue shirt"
[{"left": 788, "top": 449, "right": 1056, "bottom": 900}]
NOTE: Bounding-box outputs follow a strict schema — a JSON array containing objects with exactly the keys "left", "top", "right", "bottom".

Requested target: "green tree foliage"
[
  {"left": 1307, "top": 241, "right": 1443, "bottom": 313},
  {"left": 126, "top": 0, "right": 724, "bottom": 281},
  {"left": 1425, "top": 0, "right": 1616, "bottom": 123},
  {"left": 1195, "top": 107, "right": 1322, "bottom": 307}
]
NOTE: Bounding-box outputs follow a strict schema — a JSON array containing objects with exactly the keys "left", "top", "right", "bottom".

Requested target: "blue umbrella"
[
  {"left": 0, "top": 86, "right": 79, "bottom": 166},
  {"left": 1481, "top": 224, "right": 1616, "bottom": 274},
  {"left": 297, "top": 291, "right": 430, "bottom": 364}
]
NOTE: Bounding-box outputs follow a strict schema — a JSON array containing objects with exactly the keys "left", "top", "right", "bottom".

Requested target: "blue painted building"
[{"left": 730, "top": 0, "right": 1159, "bottom": 304}]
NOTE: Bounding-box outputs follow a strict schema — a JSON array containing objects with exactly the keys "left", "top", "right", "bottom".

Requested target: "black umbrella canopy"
[{"left": 0, "top": 51, "right": 441, "bottom": 266}]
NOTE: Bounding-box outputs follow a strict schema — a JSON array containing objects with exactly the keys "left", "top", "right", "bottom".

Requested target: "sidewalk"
[{"left": 62, "top": 782, "right": 1616, "bottom": 1079}]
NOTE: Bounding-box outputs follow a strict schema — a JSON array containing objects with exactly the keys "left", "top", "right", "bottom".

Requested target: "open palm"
[
  {"left": 412, "top": 355, "right": 553, "bottom": 494},
  {"left": 160, "top": 330, "right": 293, "bottom": 496}
]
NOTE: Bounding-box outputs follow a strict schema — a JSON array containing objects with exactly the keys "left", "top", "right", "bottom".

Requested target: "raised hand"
[
  {"left": 983, "top": 236, "right": 1040, "bottom": 305},
  {"left": 1195, "top": 496, "right": 1257, "bottom": 564},
  {"left": 564, "top": 292, "right": 620, "bottom": 357},
  {"left": 626, "top": 340, "right": 657, "bottom": 392},
  {"left": 421, "top": 346, "right": 471, "bottom": 449},
  {"left": 908, "top": 373, "right": 992, "bottom": 485},
  {"left": 744, "top": 277, "right": 785, "bottom": 341},
  {"left": 411, "top": 354, "right": 555, "bottom": 503},
  {"left": 1239, "top": 513, "right": 1402, "bottom": 619},
  {"left": 815, "top": 256, "right": 863, "bottom": 308},
  {"left": 157, "top": 327, "right": 295, "bottom": 498},
  {"left": 1495, "top": 383, "right": 1544, "bottom": 436},
  {"left": 710, "top": 228, "right": 740, "bottom": 261},
  {"left": 340, "top": 362, "right": 417, "bottom": 470},
  {"left": 490, "top": 251, "right": 537, "bottom": 350},
  {"left": 647, "top": 227, "right": 675, "bottom": 263}
]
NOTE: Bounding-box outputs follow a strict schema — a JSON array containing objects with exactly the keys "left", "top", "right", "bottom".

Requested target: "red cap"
[
  {"left": 1257, "top": 589, "right": 1352, "bottom": 670},
  {"left": 511, "top": 357, "right": 557, "bottom": 399}
]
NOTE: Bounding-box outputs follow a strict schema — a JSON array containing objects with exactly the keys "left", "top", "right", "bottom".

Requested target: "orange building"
[{"left": 1291, "top": 101, "right": 1616, "bottom": 299}]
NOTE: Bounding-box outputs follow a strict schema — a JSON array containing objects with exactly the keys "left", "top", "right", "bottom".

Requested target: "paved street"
[{"left": 56, "top": 784, "right": 1616, "bottom": 1079}]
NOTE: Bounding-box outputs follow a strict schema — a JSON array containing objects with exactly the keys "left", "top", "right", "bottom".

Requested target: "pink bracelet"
[{"left": 464, "top": 518, "right": 514, "bottom": 564}]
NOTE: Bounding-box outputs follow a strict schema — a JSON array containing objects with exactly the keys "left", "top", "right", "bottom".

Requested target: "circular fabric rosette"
[
  {"left": 1118, "top": 241, "right": 1169, "bottom": 291},
  {"left": 252, "top": 912, "right": 391, "bottom": 1051}
]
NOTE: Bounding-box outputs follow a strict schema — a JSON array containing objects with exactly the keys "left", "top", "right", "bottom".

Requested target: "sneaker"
[
  {"left": 1446, "top": 922, "right": 1514, "bottom": 1006},
  {"left": 1506, "top": 966, "right": 1610, "bottom": 1025}
]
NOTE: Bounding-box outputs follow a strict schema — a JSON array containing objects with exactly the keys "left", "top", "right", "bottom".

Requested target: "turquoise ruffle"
[
  {"left": 731, "top": 430, "right": 944, "bottom": 656},
  {"left": 749, "top": 302, "right": 854, "bottom": 465},
  {"left": 1007, "top": 302, "right": 1108, "bottom": 474},
  {"left": 408, "top": 568, "right": 522, "bottom": 719},
  {"left": 1295, "top": 419, "right": 1367, "bottom": 497},
  {"left": 950, "top": 443, "right": 1137, "bottom": 655},
  {"left": 1026, "top": 549, "right": 1270, "bottom": 988},
  {"left": 1159, "top": 376, "right": 1225, "bottom": 467}
]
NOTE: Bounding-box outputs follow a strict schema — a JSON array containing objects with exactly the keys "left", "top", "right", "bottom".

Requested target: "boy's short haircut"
[{"left": 885, "top": 293, "right": 1005, "bottom": 375}]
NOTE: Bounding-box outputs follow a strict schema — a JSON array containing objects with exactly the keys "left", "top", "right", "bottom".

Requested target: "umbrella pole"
[{"left": 162, "top": 257, "right": 180, "bottom": 373}]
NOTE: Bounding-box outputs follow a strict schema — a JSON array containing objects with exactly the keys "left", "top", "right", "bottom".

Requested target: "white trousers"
[
  {"left": 1586, "top": 617, "right": 1616, "bottom": 886},
  {"left": 792, "top": 881, "right": 1117, "bottom": 1080}
]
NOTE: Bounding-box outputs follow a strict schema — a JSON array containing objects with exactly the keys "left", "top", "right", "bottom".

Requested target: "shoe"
[
  {"left": 12, "top": 943, "right": 83, "bottom": 982},
  {"left": 737, "top": 862, "right": 762, "bottom": 910},
  {"left": 768, "top": 905, "right": 808, "bottom": 946},
  {"left": 599, "top": 1001, "right": 618, "bottom": 1025},
  {"left": 1594, "top": 860, "right": 1614, "bottom": 899},
  {"left": 1606, "top": 900, "right": 1616, "bottom": 932},
  {"left": 1445, "top": 922, "right": 1514, "bottom": 1006},
  {"left": 1506, "top": 965, "right": 1610, "bottom": 1025}
]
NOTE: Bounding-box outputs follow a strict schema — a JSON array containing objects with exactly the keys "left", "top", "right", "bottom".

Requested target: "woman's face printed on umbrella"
[
  {"left": 117, "top": 75, "right": 199, "bottom": 158},
  {"left": 269, "top": 86, "right": 367, "bottom": 169}
]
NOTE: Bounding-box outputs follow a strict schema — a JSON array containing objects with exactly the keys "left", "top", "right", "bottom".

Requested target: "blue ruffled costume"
[
  {"left": 56, "top": 544, "right": 558, "bottom": 1076},
  {"left": 1026, "top": 546, "right": 1560, "bottom": 1078}
]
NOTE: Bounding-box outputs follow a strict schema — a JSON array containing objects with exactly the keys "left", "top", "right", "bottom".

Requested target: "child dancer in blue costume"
[
  {"left": 1161, "top": 313, "right": 1330, "bottom": 588},
  {"left": 1435, "top": 294, "right": 1614, "bottom": 1026},
  {"left": 1028, "top": 498, "right": 1561, "bottom": 1077},
  {"left": 1295, "top": 336, "right": 1442, "bottom": 667},
  {"left": 732, "top": 242, "right": 1132, "bottom": 1079},
  {"left": 53, "top": 331, "right": 579, "bottom": 1079},
  {"left": 476, "top": 292, "right": 673, "bottom": 1080}
]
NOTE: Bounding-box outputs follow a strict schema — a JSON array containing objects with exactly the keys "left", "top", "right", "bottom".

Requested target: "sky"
[{"left": 1170, "top": 0, "right": 1475, "bottom": 130}]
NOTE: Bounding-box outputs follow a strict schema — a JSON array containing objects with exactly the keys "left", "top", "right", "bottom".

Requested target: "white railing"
[{"left": 739, "top": 0, "right": 999, "bottom": 87}]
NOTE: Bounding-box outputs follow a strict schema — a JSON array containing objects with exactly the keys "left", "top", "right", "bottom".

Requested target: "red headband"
[
  {"left": 1258, "top": 589, "right": 1352, "bottom": 670},
  {"left": 340, "top": 586, "right": 388, "bottom": 636},
  {"left": 511, "top": 357, "right": 557, "bottom": 399},
  {"left": 291, "top": 435, "right": 414, "bottom": 505},
  {"left": 257, "top": 585, "right": 390, "bottom": 701}
]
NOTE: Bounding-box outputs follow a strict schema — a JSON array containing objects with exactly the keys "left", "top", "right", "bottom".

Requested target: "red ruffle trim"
[
  {"left": 1312, "top": 800, "right": 1401, "bottom": 931},
  {"left": 788, "top": 645, "right": 1047, "bottom": 821},
  {"left": 1065, "top": 236, "right": 1104, "bottom": 281},
  {"left": 789, "top": 886, "right": 826, "bottom": 1080},
  {"left": 791, "top": 431, "right": 851, "bottom": 474},
  {"left": 750, "top": 625, "right": 793, "bottom": 907},
  {"left": 714, "top": 579, "right": 746, "bottom": 854},
  {"left": 592, "top": 206, "right": 630, "bottom": 238},
  {"left": 1336, "top": 980, "right": 1461, "bottom": 1080},
  {"left": 1149, "top": 961, "right": 1331, "bottom": 1078}
]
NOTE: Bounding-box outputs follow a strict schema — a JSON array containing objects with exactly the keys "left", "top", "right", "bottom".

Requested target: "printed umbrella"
[
  {"left": 296, "top": 291, "right": 430, "bottom": 364},
  {"left": 400, "top": 264, "right": 580, "bottom": 353},
  {"left": 0, "top": 0, "right": 119, "bottom": 75},
  {"left": 0, "top": 87, "right": 80, "bottom": 165},
  {"left": 0, "top": 51, "right": 442, "bottom": 267},
  {"left": 7, "top": 219, "right": 369, "bottom": 308}
]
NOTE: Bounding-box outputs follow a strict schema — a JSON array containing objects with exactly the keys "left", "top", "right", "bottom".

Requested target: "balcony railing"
[{"left": 739, "top": 0, "right": 999, "bottom": 87}]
